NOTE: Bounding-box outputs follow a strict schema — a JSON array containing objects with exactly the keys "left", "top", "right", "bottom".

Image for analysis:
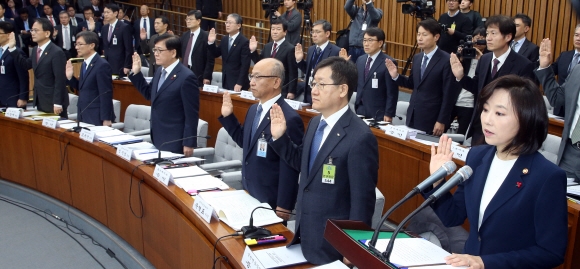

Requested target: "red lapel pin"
[{"left": 516, "top": 182, "right": 522, "bottom": 188}]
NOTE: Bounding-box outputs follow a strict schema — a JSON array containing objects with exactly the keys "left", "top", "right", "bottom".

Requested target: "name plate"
[
  {"left": 202, "top": 84, "right": 219, "bottom": 93},
  {"left": 153, "top": 165, "right": 172, "bottom": 186},
  {"left": 242, "top": 246, "right": 266, "bottom": 269},
  {"left": 79, "top": 129, "right": 96, "bottom": 142},
  {"left": 5, "top": 108, "right": 23, "bottom": 119},
  {"left": 384, "top": 125, "right": 409, "bottom": 140},
  {"left": 240, "top": 91, "right": 256, "bottom": 100},
  {"left": 42, "top": 118, "right": 59, "bottom": 129},
  {"left": 451, "top": 144, "right": 470, "bottom": 162},
  {"left": 193, "top": 197, "right": 214, "bottom": 223},
  {"left": 284, "top": 99, "right": 302, "bottom": 110},
  {"left": 116, "top": 146, "right": 133, "bottom": 161}
]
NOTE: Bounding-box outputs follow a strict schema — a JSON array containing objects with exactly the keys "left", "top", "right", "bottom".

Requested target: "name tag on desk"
[
  {"left": 116, "top": 146, "right": 133, "bottom": 161},
  {"left": 42, "top": 118, "right": 59, "bottom": 129},
  {"left": 202, "top": 84, "right": 219, "bottom": 93},
  {"left": 193, "top": 196, "right": 214, "bottom": 223},
  {"left": 242, "top": 246, "right": 266, "bottom": 269},
  {"left": 284, "top": 99, "right": 302, "bottom": 110},
  {"left": 240, "top": 91, "right": 256, "bottom": 100},
  {"left": 153, "top": 165, "right": 172, "bottom": 186},
  {"left": 5, "top": 108, "right": 23, "bottom": 119},
  {"left": 451, "top": 144, "right": 470, "bottom": 162},
  {"left": 384, "top": 125, "right": 409, "bottom": 140},
  {"left": 79, "top": 129, "right": 96, "bottom": 142}
]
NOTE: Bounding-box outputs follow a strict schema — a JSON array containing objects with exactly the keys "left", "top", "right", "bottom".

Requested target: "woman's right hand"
[{"left": 430, "top": 135, "right": 454, "bottom": 186}]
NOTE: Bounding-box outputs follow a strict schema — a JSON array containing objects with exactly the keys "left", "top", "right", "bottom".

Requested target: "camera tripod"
[{"left": 299, "top": 9, "right": 312, "bottom": 45}]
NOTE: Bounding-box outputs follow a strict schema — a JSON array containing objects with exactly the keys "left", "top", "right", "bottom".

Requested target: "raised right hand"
[
  {"left": 270, "top": 104, "right": 287, "bottom": 140},
  {"left": 249, "top": 35, "right": 258, "bottom": 52},
  {"left": 539, "top": 38, "right": 553, "bottom": 69},
  {"left": 295, "top": 43, "right": 304, "bottom": 62},
  {"left": 8, "top": 32, "right": 16, "bottom": 48},
  {"left": 385, "top": 58, "right": 399, "bottom": 79},
  {"left": 221, "top": 91, "right": 233, "bottom": 117},
  {"left": 449, "top": 53, "right": 465, "bottom": 80},
  {"left": 65, "top": 60, "right": 74, "bottom": 80},
  {"left": 131, "top": 52, "right": 141, "bottom": 75},
  {"left": 88, "top": 17, "right": 95, "bottom": 31},
  {"left": 140, "top": 28, "right": 147, "bottom": 40},
  {"left": 208, "top": 28, "right": 216, "bottom": 43},
  {"left": 430, "top": 135, "right": 454, "bottom": 187},
  {"left": 338, "top": 48, "right": 351, "bottom": 61}
]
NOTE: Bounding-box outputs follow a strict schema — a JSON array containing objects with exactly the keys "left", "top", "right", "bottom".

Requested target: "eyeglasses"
[
  {"left": 75, "top": 43, "right": 88, "bottom": 47},
  {"left": 248, "top": 74, "right": 278, "bottom": 81},
  {"left": 185, "top": 18, "right": 197, "bottom": 21},
  {"left": 362, "top": 39, "right": 378, "bottom": 43},
  {"left": 310, "top": 30, "right": 324, "bottom": 35},
  {"left": 309, "top": 81, "right": 341, "bottom": 90},
  {"left": 30, "top": 29, "right": 44, "bottom": 33},
  {"left": 152, "top": 48, "right": 169, "bottom": 54},
  {"left": 224, "top": 21, "right": 238, "bottom": 25}
]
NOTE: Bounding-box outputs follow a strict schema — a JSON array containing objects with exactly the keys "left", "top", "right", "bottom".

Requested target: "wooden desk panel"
[
  {"left": 0, "top": 126, "right": 36, "bottom": 189},
  {"left": 31, "top": 134, "right": 72, "bottom": 204},
  {"left": 112, "top": 80, "right": 151, "bottom": 121}
]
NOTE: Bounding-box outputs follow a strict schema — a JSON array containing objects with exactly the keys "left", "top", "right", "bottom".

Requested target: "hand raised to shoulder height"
[
  {"left": 221, "top": 91, "right": 234, "bottom": 117},
  {"left": 131, "top": 52, "right": 141, "bottom": 75},
  {"left": 270, "top": 104, "right": 287, "bottom": 140}
]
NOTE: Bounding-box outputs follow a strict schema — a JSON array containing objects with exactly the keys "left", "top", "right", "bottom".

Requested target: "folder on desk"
[{"left": 98, "top": 134, "right": 143, "bottom": 145}]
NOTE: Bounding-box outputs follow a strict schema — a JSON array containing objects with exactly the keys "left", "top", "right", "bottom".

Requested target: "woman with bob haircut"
[{"left": 423, "top": 75, "right": 568, "bottom": 269}]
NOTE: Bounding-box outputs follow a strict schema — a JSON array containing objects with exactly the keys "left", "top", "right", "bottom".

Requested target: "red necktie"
[
  {"left": 271, "top": 42, "right": 278, "bottom": 58},
  {"left": 36, "top": 48, "right": 41, "bottom": 64},
  {"left": 182, "top": 32, "right": 194, "bottom": 66},
  {"left": 49, "top": 16, "right": 55, "bottom": 26}
]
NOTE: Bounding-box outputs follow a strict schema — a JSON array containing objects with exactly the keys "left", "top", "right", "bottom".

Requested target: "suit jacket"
[
  {"left": 297, "top": 43, "right": 340, "bottom": 104},
  {"left": 535, "top": 65, "right": 580, "bottom": 164},
  {"left": 180, "top": 29, "right": 215, "bottom": 86},
  {"left": 129, "top": 62, "right": 199, "bottom": 153},
  {"left": 355, "top": 52, "right": 399, "bottom": 120},
  {"left": 250, "top": 40, "right": 297, "bottom": 97},
  {"left": 208, "top": 33, "right": 251, "bottom": 90},
  {"left": 133, "top": 17, "right": 155, "bottom": 53},
  {"left": 70, "top": 17, "right": 84, "bottom": 27},
  {"left": 52, "top": 4, "right": 66, "bottom": 18},
  {"left": 101, "top": 20, "right": 133, "bottom": 75},
  {"left": 277, "top": 8, "right": 302, "bottom": 46},
  {"left": 270, "top": 109, "right": 378, "bottom": 264},
  {"left": 53, "top": 24, "right": 78, "bottom": 58},
  {"left": 27, "top": 4, "right": 43, "bottom": 19},
  {"left": 11, "top": 42, "right": 68, "bottom": 114},
  {"left": 516, "top": 39, "right": 539, "bottom": 63},
  {"left": 67, "top": 55, "right": 114, "bottom": 125},
  {"left": 0, "top": 48, "right": 29, "bottom": 107},
  {"left": 423, "top": 145, "right": 567, "bottom": 268},
  {"left": 219, "top": 97, "right": 303, "bottom": 210},
  {"left": 549, "top": 50, "right": 577, "bottom": 116},
  {"left": 396, "top": 49, "right": 460, "bottom": 133},
  {"left": 196, "top": 0, "right": 223, "bottom": 18},
  {"left": 43, "top": 14, "right": 60, "bottom": 26}
]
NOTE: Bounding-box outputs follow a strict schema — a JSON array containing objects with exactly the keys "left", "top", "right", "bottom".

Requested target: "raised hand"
[
  {"left": 430, "top": 134, "right": 454, "bottom": 183},
  {"left": 8, "top": 32, "right": 16, "bottom": 48},
  {"left": 249, "top": 35, "right": 258, "bottom": 53},
  {"left": 295, "top": 43, "right": 304, "bottom": 62},
  {"left": 385, "top": 58, "right": 399, "bottom": 79},
  {"left": 208, "top": 28, "right": 216, "bottom": 43},
  {"left": 53, "top": 29, "right": 58, "bottom": 38},
  {"left": 539, "top": 38, "right": 552, "bottom": 69},
  {"left": 449, "top": 53, "right": 465, "bottom": 80},
  {"left": 140, "top": 28, "right": 147, "bottom": 40},
  {"left": 88, "top": 17, "right": 95, "bottom": 31},
  {"left": 65, "top": 60, "right": 74, "bottom": 80},
  {"left": 131, "top": 52, "right": 141, "bottom": 75},
  {"left": 270, "top": 104, "right": 287, "bottom": 140},
  {"left": 221, "top": 91, "right": 233, "bottom": 117},
  {"left": 338, "top": 48, "right": 351, "bottom": 61},
  {"left": 167, "top": 30, "right": 174, "bottom": 35}
]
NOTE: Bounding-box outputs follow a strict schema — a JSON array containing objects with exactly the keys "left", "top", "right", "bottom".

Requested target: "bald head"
[
  {"left": 250, "top": 58, "right": 285, "bottom": 101},
  {"left": 140, "top": 5, "right": 149, "bottom": 17}
]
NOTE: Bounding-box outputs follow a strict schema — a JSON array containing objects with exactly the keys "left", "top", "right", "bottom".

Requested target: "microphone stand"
[
  {"left": 241, "top": 206, "right": 295, "bottom": 239},
  {"left": 71, "top": 90, "right": 112, "bottom": 133}
]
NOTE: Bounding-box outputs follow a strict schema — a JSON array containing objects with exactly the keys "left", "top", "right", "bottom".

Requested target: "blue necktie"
[
  {"left": 157, "top": 69, "right": 166, "bottom": 92},
  {"left": 420, "top": 55, "right": 429, "bottom": 79},
  {"left": 251, "top": 104, "right": 263, "bottom": 140},
  {"left": 569, "top": 53, "right": 580, "bottom": 73},
  {"left": 0, "top": 47, "right": 3, "bottom": 60},
  {"left": 228, "top": 37, "right": 233, "bottom": 52},
  {"left": 309, "top": 119, "right": 327, "bottom": 172},
  {"left": 364, "top": 56, "right": 372, "bottom": 78},
  {"left": 80, "top": 61, "right": 86, "bottom": 80}
]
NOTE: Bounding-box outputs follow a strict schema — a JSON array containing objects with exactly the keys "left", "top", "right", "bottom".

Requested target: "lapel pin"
[
  {"left": 337, "top": 133, "right": 340, "bottom": 136},
  {"left": 522, "top": 168, "right": 529, "bottom": 174},
  {"left": 516, "top": 182, "right": 522, "bottom": 188},
  {"left": 171, "top": 74, "right": 176, "bottom": 80}
]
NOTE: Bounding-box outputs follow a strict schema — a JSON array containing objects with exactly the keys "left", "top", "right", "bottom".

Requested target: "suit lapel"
[
  {"left": 301, "top": 116, "right": 320, "bottom": 186},
  {"left": 479, "top": 54, "right": 492, "bottom": 89},
  {"left": 518, "top": 40, "right": 529, "bottom": 56},
  {"left": 36, "top": 43, "right": 52, "bottom": 66},
  {"left": 155, "top": 64, "right": 181, "bottom": 99},
  {"left": 413, "top": 53, "right": 422, "bottom": 87},
  {"left": 264, "top": 43, "right": 273, "bottom": 58},
  {"left": 364, "top": 53, "right": 385, "bottom": 85},
  {"left": 244, "top": 104, "right": 258, "bottom": 159},
  {"left": 80, "top": 56, "right": 99, "bottom": 88},
  {"left": 418, "top": 50, "right": 442, "bottom": 87},
  {"left": 497, "top": 51, "right": 517, "bottom": 77}
]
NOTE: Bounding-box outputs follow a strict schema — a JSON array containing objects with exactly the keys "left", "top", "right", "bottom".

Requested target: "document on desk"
[
  {"left": 312, "top": 260, "right": 350, "bottom": 268},
  {"left": 132, "top": 150, "right": 184, "bottom": 161},
  {"left": 94, "top": 129, "right": 126, "bottom": 139},
  {"left": 198, "top": 190, "right": 283, "bottom": 230},
  {"left": 59, "top": 122, "right": 95, "bottom": 128},
  {"left": 252, "top": 245, "right": 307, "bottom": 268},
  {"left": 174, "top": 175, "right": 229, "bottom": 193},
  {"left": 167, "top": 166, "right": 209, "bottom": 179},
  {"left": 98, "top": 134, "right": 143, "bottom": 145},
  {"left": 365, "top": 238, "right": 451, "bottom": 267},
  {"left": 87, "top": 126, "right": 114, "bottom": 132}
]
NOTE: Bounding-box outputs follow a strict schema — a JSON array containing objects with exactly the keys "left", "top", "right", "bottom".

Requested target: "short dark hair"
[
  {"left": 364, "top": 27, "right": 385, "bottom": 42},
  {"left": 514, "top": 13, "right": 532, "bottom": 27},
  {"left": 485, "top": 15, "right": 516, "bottom": 43},
  {"left": 228, "top": 13, "right": 242, "bottom": 25},
  {"left": 187, "top": 10, "right": 202, "bottom": 20},
  {"left": 313, "top": 57, "right": 358, "bottom": 101},
  {"left": 34, "top": 18, "right": 54, "bottom": 38},
  {"left": 154, "top": 34, "right": 181, "bottom": 59},
  {"left": 19, "top": 8, "right": 28, "bottom": 15},
  {"left": 473, "top": 26, "right": 486, "bottom": 37},
  {"left": 0, "top": 21, "right": 15, "bottom": 34},
  {"left": 477, "top": 75, "right": 547, "bottom": 155},
  {"left": 83, "top": 6, "right": 95, "bottom": 14},
  {"left": 0, "top": 3, "right": 6, "bottom": 10},
  {"left": 67, "top": 5, "right": 76, "bottom": 11},
  {"left": 312, "top": 19, "right": 332, "bottom": 32},
  {"left": 270, "top": 18, "right": 287, "bottom": 32},
  {"left": 104, "top": 3, "right": 119, "bottom": 14},
  {"left": 156, "top": 15, "right": 169, "bottom": 25},
  {"left": 76, "top": 31, "right": 99, "bottom": 51},
  {"left": 417, "top": 18, "right": 441, "bottom": 36},
  {"left": 43, "top": 3, "right": 51, "bottom": 9}
]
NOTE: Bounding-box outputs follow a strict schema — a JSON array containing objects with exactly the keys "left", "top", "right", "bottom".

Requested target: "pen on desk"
[
  {"left": 138, "top": 150, "right": 159, "bottom": 155},
  {"left": 188, "top": 187, "right": 221, "bottom": 195}
]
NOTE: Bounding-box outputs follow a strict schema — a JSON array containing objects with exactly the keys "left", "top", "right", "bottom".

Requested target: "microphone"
[
  {"left": 370, "top": 109, "right": 384, "bottom": 129},
  {"left": 367, "top": 161, "right": 457, "bottom": 255},
  {"left": 1, "top": 92, "right": 28, "bottom": 111},
  {"left": 281, "top": 77, "right": 298, "bottom": 89},
  {"left": 381, "top": 166, "right": 473, "bottom": 263},
  {"left": 70, "top": 90, "right": 112, "bottom": 133},
  {"left": 144, "top": 135, "right": 212, "bottom": 165},
  {"left": 241, "top": 206, "right": 295, "bottom": 239}
]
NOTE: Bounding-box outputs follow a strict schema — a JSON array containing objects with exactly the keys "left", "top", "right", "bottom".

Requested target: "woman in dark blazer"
[
  {"left": 424, "top": 75, "right": 568, "bottom": 268},
  {"left": 5, "top": 0, "right": 20, "bottom": 20}
]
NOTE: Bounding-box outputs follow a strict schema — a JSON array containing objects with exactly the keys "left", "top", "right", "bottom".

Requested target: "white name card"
[
  {"left": 202, "top": 84, "right": 219, "bottom": 93},
  {"left": 42, "top": 118, "right": 59, "bottom": 129},
  {"left": 153, "top": 165, "right": 172, "bottom": 186},
  {"left": 116, "top": 146, "right": 133, "bottom": 161},
  {"left": 384, "top": 125, "right": 409, "bottom": 140},
  {"left": 451, "top": 144, "right": 470, "bottom": 162},
  {"left": 193, "top": 197, "right": 214, "bottom": 223},
  {"left": 285, "top": 99, "right": 302, "bottom": 110},
  {"left": 5, "top": 108, "right": 23, "bottom": 119},
  {"left": 79, "top": 129, "right": 96, "bottom": 142},
  {"left": 242, "top": 246, "right": 266, "bottom": 269},
  {"left": 240, "top": 91, "right": 256, "bottom": 100}
]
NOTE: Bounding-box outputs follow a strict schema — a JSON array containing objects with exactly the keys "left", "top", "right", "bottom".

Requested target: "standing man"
[
  {"left": 269, "top": 56, "right": 378, "bottom": 264},
  {"left": 181, "top": 10, "right": 214, "bottom": 88},
  {"left": 548, "top": 24, "right": 580, "bottom": 117},
  {"left": 67, "top": 5, "right": 83, "bottom": 27},
  {"left": 386, "top": 19, "right": 459, "bottom": 135},
  {"left": 0, "top": 21, "right": 29, "bottom": 108},
  {"left": 53, "top": 10, "right": 77, "bottom": 58},
  {"left": 437, "top": 0, "right": 473, "bottom": 54},
  {"left": 52, "top": 0, "right": 65, "bottom": 18},
  {"left": 78, "top": 6, "right": 101, "bottom": 35},
  {"left": 15, "top": 8, "right": 34, "bottom": 55},
  {"left": 219, "top": 58, "right": 303, "bottom": 218},
  {"left": 512, "top": 13, "right": 539, "bottom": 63},
  {"left": 295, "top": 19, "right": 340, "bottom": 104},
  {"left": 344, "top": 0, "right": 383, "bottom": 63},
  {"left": 207, "top": 13, "right": 250, "bottom": 91},
  {"left": 27, "top": 0, "right": 42, "bottom": 19},
  {"left": 196, "top": 0, "right": 222, "bottom": 31},
  {"left": 65, "top": 31, "right": 113, "bottom": 126},
  {"left": 133, "top": 5, "right": 153, "bottom": 54},
  {"left": 459, "top": 0, "right": 483, "bottom": 34},
  {"left": 140, "top": 16, "right": 169, "bottom": 76},
  {"left": 101, "top": 3, "right": 132, "bottom": 77},
  {"left": 43, "top": 4, "right": 58, "bottom": 27},
  {"left": 249, "top": 18, "right": 297, "bottom": 99},
  {"left": 8, "top": 18, "right": 68, "bottom": 116},
  {"left": 129, "top": 34, "right": 199, "bottom": 155},
  {"left": 90, "top": 0, "right": 101, "bottom": 17},
  {"left": 274, "top": 0, "right": 301, "bottom": 46}
]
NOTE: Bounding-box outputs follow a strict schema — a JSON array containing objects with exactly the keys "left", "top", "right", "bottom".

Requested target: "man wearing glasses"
[
  {"left": 219, "top": 58, "right": 304, "bottom": 221},
  {"left": 181, "top": 10, "right": 214, "bottom": 89},
  {"left": 65, "top": 31, "right": 113, "bottom": 126},
  {"left": 0, "top": 21, "right": 29, "bottom": 109},
  {"left": 129, "top": 34, "right": 199, "bottom": 155},
  {"left": 101, "top": 4, "right": 132, "bottom": 77}
]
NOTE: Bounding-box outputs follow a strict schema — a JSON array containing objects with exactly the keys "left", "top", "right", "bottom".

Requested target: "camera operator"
[
  {"left": 438, "top": 0, "right": 472, "bottom": 54},
  {"left": 274, "top": 0, "right": 302, "bottom": 46},
  {"left": 344, "top": 0, "right": 383, "bottom": 63}
]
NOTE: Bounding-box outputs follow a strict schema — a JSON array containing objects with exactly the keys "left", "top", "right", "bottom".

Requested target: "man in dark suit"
[
  {"left": 181, "top": 10, "right": 214, "bottom": 88},
  {"left": 8, "top": 18, "right": 68, "bottom": 116},
  {"left": 0, "top": 21, "right": 29, "bottom": 108},
  {"left": 274, "top": 0, "right": 301, "bottom": 46},
  {"left": 42, "top": 4, "right": 58, "bottom": 27},
  {"left": 53, "top": 11, "right": 77, "bottom": 58},
  {"left": 78, "top": 6, "right": 102, "bottom": 35},
  {"left": 14, "top": 8, "right": 34, "bottom": 54},
  {"left": 386, "top": 19, "right": 459, "bottom": 135},
  {"left": 249, "top": 18, "right": 297, "bottom": 99},
  {"left": 196, "top": 0, "right": 222, "bottom": 31},
  {"left": 139, "top": 15, "right": 169, "bottom": 76},
  {"left": 207, "top": 13, "right": 250, "bottom": 91},
  {"left": 450, "top": 15, "right": 535, "bottom": 144},
  {"left": 548, "top": 24, "right": 580, "bottom": 117},
  {"left": 65, "top": 31, "right": 113, "bottom": 126},
  {"left": 295, "top": 19, "right": 340, "bottom": 104},
  {"left": 52, "top": 0, "right": 65, "bottom": 18},
  {"left": 219, "top": 58, "right": 303, "bottom": 218},
  {"left": 27, "top": 0, "right": 42, "bottom": 19},
  {"left": 0, "top": 3, "right": 20, "bottom": 48},
  {"left": 101, "top": 4, "right": 132, "bottom": 76},
  {"left": 351, "top": 27, "right": 398, "bottom": 122},
  {"left": 133, "top": 5, "right": 154, "bottom": 54},
  {"left": 512, "top": 13, "right": 539, "bottom": 63},
  {"left": 270, "top": 57, "right": 378, "bottom": 264},
  {"left": 129, "top": 34, "right": 199, "bottom": 155},
  {"left": 67, "top": 6, "right": 83, "bottom": 28}
]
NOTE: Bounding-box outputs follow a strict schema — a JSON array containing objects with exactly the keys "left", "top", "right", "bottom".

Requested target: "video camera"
[
  {"left": 398, "top": 0, "right": 435, "bottom": 20},
  {"left": 297, "top": 0, "right": 313, "bottom": 23},
  {"left": 261, "top": 0, "right": 284, "bottom": 19},
  {"left": 456, "top": 35, "right": 486, "bottom": 59}
]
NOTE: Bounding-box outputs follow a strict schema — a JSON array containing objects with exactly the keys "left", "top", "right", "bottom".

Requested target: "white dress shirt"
[
  {"left": 186, "top": 27, "right": 201, "bottom": 66},
  {"left": 316, "top": 105, "right": 350, "bottom": 151},
  {"left": 256, "top": 94, "right": 282, "bottom": 126}
]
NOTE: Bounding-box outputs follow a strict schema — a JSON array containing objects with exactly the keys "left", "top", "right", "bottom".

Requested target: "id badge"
[
  {"left": 72, "top": 36, "right": 75, "bottom": 42},
  {"left": 372, "top": 72, "right": 378, "bottom": 88},
  {"left": 322, "top": 157, "right": 336, "bottom": 184},
  {"left": 0, "top": 66, "right": 5, "bottom": 75},
  {"left": 361, "top": 23, "right": 367, "bottom": 31},
  {"left": 451, "top": 23, "right": 456, "bottom": 30},
  {"left": 257, "top": 135, "right": 267, "bottom": 158},
  {"left": 308, "top": 70, "right": 314, "bottom": 87},
  {"left": 113, "top": 36, "right": 118, "bottom": 45}
]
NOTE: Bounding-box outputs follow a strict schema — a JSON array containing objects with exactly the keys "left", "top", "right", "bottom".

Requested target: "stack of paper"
[
  {"left": 121, "top": 142, "right": 156, "bottom": 150},
  {"left": 87, "top": 126, "right": 115, "bottom": 132},
  {"left": 364, "top": 238, "right": 453, "bottom": 268},
  {"left": 171, "top": 157, "right": 205, "bottom": 164},
  {"left": 98, "top": 134, "right": 143, "bottom": 145},
  {"left": 251, "top": 245, "right": 307, "bottom": 268},
  {"left": 167, "top": 166, "right": 208, "bottom": 179},
  {"left": 173, "top": 175, "right": 229, "bottom": 194},
  {"left": 94, "top": 129, "right": 126, "bottom": 139},
  {"left": 567, "top": 185, "right": 580, "bottom": 197},
  {"left": 132, "top": 149, "right": 184, "bottom": 161},
  {"left": 59, "top": 122, "right": 95, "bottom": 129}
]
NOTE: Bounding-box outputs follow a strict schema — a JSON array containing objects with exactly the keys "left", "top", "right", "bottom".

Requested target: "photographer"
[
  {"left": 344, "top": 0, "right": 383, "bottom": 63},
  {"left": 437, "top": 0, "right": 472, "bottom": 54},
  {"left": 274, "top": 0, "right": 302, "bottom": 46}
]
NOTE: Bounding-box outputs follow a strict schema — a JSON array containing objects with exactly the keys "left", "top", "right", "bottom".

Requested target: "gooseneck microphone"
[
  {"left": 70, "top": 90, "right": 112, "bottom": 133},
  {"left": 241, "top": 206, "right": 295, "bottom": 239},
  {"left": 1, "top": 92, "right": 28, "bottom": 111},
  {"left": 144, "top": 135, "right": 212, "bottom": 165}
]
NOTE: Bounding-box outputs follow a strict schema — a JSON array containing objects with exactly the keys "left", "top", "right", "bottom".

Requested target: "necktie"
[
  {"left": 364, "top": 56, "right": 372, "bottom": 78},
  {"left": 36, "top": 47, "right": 41, "bottom": 64},
  {"left": 315, "top": 46, "right": 322, "bottom": 57},
  {"left": 71, "top": 18, "right": 77, "bottom": 27},
  {"left": 108, "top": 24, "right": 113, "bottom": 42},
  {"left": 286, "top": 10, "right": 291, "bottom": 19},
  {"left": 142, "top": 18, "right": 147, "bottom": 39},
  {"left": 271, "top": 42, "right": 278, "bottom": 58},
  {"left": 421, "top": 55, "right": 429, "bottom": 79},
  {"left": 309, "top": 119, "right": 328, "bottom": 172},
  {"left": 182, "top": 32, "right": 194, "bottom": 66},
  {"left": 251, "top": 104, "right": 263, "bottom": 140},
  {"left": 569, "top": 53, "right": 580, "bottom": 73},
  {"left": 491, "top": 58, "right": 500, "bottom": 78},
  {"left": 228, "top": 36, "right": 233, "bottom": 51},
  {"left": 0, "top": 47, "right": 3, "bottom": 59},
  {"left": 49, "top": 16, "right": 55, "bottom": 26},
  {"left": 80, "top": 61, "right": 87, "bottom": 80},
  {"left": 510, "top": 40, "right": 516, "bottom": 51},
  {"left": 63, "top": 26, "right": 70, "bottom": 50},
  {"left": 571, "top": 119, "right": 580, "bottom": 144},
  {"left": 157, "top": 69, "right": 166, "bottom": 92}
]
